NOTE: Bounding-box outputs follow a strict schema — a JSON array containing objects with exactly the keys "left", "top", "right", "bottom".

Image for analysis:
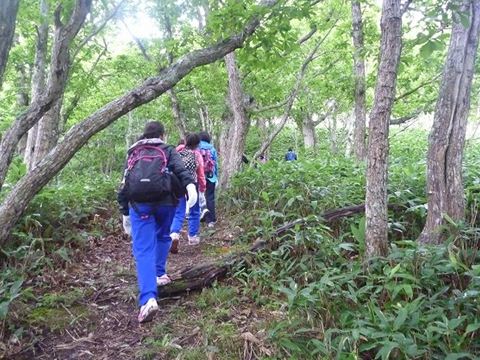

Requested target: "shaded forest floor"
[{"left": 5, "top": 217, "right": 271, "bottom": 359}]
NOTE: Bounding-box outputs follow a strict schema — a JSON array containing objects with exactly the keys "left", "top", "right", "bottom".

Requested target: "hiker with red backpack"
[
  {"left": 117, "top": 121, "right": 197, "bottom": 323},
  {"left": 170, "top": 133, "right": 207, "bottom": 252},
  {"left": 198, "top": 131, "right": 218, "bottom": 227}
]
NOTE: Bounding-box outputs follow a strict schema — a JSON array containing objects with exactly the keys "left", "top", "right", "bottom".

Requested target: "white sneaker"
[
  {"left": 188, "top": 235, "right": 200, "bottom": 245},
  {"left": 156, "top": 274, "right": 171, "bottom": 286},
  {"left": 207, "top": 222, "right": 215, "bottom": 228},
  {"left": 200, "top": 208, "right": 209, "bottom": 220},
  {"left": 138, "top": 298, "right": 158, "bottom": 323},
  {"left": 170, "top": 232, "right": 180, "bottom": 240}
]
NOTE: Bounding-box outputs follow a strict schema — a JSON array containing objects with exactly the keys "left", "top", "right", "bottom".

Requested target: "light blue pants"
[
  {"left": 170, "top": 195, "right": 200, "bottom": 237},
  {"left": 129, "top": 203, "right": 175, "bottom": 306}
]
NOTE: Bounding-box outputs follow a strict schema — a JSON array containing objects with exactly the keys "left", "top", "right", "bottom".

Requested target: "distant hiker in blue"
[
  {"left": 117, "top": 121, "right": 197, "bottom": 323},
  {"left": 198, "top": 131, "right": 218, "bottom": 228},
  {"left": 285, "top": 148, "right": 297, "bottom": 161}
]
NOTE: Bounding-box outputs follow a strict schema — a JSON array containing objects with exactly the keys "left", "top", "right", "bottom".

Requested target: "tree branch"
[
  {"left": 72, "top": 0, "right": 125, "bottom": 61},
  {"left": 0, "top": 0, "right": 280, "bottom": 245},
  {"left": 401, "top": 0, "right": 413, "bottom": 15},
  {"left": 297, "top": 26, "right": 318, "bottom": 45},
  {"left": 394, "top": 73, "right": 441, "bottom": 102},
  {"left": 121, "top": 19, "right": 152, "bottom": 62}
]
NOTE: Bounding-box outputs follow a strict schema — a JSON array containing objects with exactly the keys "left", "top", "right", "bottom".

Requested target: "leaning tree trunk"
[
  {"left": 218, "top": 51, "right": 250, "bottom": 190},
  {"left": 25, "top": 0, "right": 49, "bottom": 169},
  {"left": 0, "top": 0, "right": 20, "bottom": 87},
  {"left": 365, "top": 0, "right": 402, "bottom": 259},
  {"left": 351, "top": 0, "right": 367, "bottom": 161},
  {"left": 419, "top": 0, "right": 480, "bottom": 244},
  {"left": 0, "top": 1, "right": 279, "bottom": 246}
]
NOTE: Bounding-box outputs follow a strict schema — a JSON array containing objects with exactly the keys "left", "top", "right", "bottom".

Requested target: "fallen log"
[{"left": 159, "top": 203, "right": 404, "bottom": 297}]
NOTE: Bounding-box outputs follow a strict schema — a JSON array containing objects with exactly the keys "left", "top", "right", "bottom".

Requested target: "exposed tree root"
[{"left": 159, "top": 203, "right": 404, "bottom": 297}]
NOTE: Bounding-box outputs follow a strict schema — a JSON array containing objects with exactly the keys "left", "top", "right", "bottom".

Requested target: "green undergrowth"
[
  {"left": 232, "top": 221, "right": 480, "bottom": 359},
  {"left": 1, "top": 155, "right": 120, "bottom": 330},
  {"left": 199, "top": 130, "right": 480, "bottom": 359}
]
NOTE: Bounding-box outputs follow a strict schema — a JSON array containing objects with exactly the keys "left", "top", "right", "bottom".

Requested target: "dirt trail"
[{"left": 7, "top": 222, "right": 237, "bottom": 359}]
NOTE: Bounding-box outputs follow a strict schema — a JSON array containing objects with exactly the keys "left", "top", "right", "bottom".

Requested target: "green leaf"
[
  {"left": 393, "top": 307, "right": 408, "bottom": 331},
  {"left": 376, "top": 342, "right": 398, "bottom": 360},
  {"left": 465, "top": 322, "right": 480, "bottom": 334}
]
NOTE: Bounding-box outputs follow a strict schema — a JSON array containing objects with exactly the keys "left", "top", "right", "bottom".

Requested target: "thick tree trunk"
[
  {"left": 33, "top": 99, "right": 63, "bottom": 165},
  {"left": 0, "top": 0, "right": 92, "bottom": 189},
  {"left": 0, "top": 0, "right": 20, "bottom": 87},
  {"left": 302, "top": 113, "right": 317, "bottom": 149},
  {"left": 218, "top": 52, "right": 250, "bottom": 190},
  {"left": 419, "top": 0, "right": 480, "bottom": 244},
  {"left": 351, "top": 0, "right": 367, "bottom": 161},
  {"left": 365, "top": 0, "right": 402, "bottom": 258},
  {"left": 0, "top": 1, "right": 278, "bottom": 246}
]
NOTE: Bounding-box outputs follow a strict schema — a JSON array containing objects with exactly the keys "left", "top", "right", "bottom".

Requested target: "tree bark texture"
[
  {"left": 218, "top": 52, "right": 250, "bottom": 190},
  {"left": 0, "top": 1, "right": 279, "bottom": 246},
  {"left": 351, "top": 0, "right": 367, "bottom": 161},
  {"left": 33, "top": 99, "right": 63, "bottom": 165},
  {"left": 25, "top": 0, "right": 49, "bottom": 170},
  {"left": 302, "top": 113, "right": 317, "bottom": 149},
  {"left": 0, "top": 0, "right": 92, "bottom": 190},
  {"left": 419, "top": 0, "right": 480, "bottom": 244},
  {"left": 0, "top": 0, "right": 20, "bottom": 87},
  {"left": 365, "top": 0, "right": 402, "bottom": 258},
  {"left": 15, "top": 64, "right": 30, "bottom": 156}
]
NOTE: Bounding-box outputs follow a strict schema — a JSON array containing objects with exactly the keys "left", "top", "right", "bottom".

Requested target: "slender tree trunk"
[
  {"left": 168, "top": 89, "right": 187, "bottom": 138},
  {"left": 365, "top": 0, "right": 402, "bottom": 258},
  {"left": 0, "top": 2, "right": 278, "bottom": 245},
  {"left": 24, "top": 0, "right": 49, "bottom": 170},
  {"left": 15, "top": 64, "right": 30, "bottom": 156},
  {"left": 351, "top": 0, "right": 367, "bottom": 161},
  {"left": 0, "top": 0, "right": 20, "bottom": 87},
  {"left": 218, "top": 51, "right": 250, "bottom": 190},
  {"left": 163, "top": 12, "right": 187, "bottom": 138},
  {"left": 419, "top": 0, "right": 480, "bottom": 244}
]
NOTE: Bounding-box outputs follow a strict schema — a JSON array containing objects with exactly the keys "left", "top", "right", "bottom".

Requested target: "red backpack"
[{"left": 200, "top": 148, "right": 216, "bottom": 178}]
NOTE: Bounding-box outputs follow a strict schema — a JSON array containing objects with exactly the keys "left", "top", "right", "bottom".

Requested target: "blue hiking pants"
[
  {"left": 170, "top": 195, "right": 200, "bottom": 237},
  {"left": 129, "top": 203, "right": 175, "bottom": 306}
]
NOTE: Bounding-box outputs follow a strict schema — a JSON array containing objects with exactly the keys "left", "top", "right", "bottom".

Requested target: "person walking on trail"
[
  {"left": 285, "top": 148, "right": 297, "bottom": 161},
  {"left": 198, "top": 131, "right": 218, "bottom": 228},
  {"left": 170, "top": 133, "right": 207, "bottom": 252},
  {"left": 117, "top": 121, "right": 197, "bottom": 323}
]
